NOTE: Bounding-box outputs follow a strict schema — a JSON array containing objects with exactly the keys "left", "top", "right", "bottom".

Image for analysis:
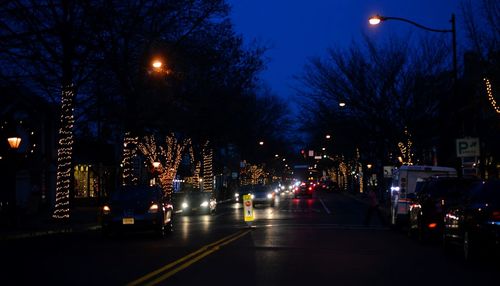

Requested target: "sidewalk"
[{"left": 0, "top": 206, "right": 101, "bottom": 241}]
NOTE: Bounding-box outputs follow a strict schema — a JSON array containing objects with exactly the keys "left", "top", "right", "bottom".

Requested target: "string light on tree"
[
  {"left": 122, "top": 133, "right": 139, "bottom": 186},
  {"left": 398, "top": 127, "right": 414, "bottom": 166},
  {"left": 203, "top": 141, "right": 213, "bottom": 193},
  {"left": 53, "top": 86, "right": 75, "bottom": 219},
  {"left": 484, "top": 78, "right": 500, "bottom": 114},
  {"left": 138, "top": 134, "right": 190, "bottom": 198}
]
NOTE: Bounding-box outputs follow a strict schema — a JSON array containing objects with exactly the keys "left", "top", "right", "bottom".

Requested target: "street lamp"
[
  {"left": 369, "top": 14, "right": 457, "bottom": 82},
  {"left": 149, "top": 58, "right": 171, "bottom": 75}
]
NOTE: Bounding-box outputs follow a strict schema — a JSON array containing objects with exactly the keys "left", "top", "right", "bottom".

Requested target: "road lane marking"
[
  {"left": 126, "top": 229, "right": 251, "bottom": 286},
  {"left": 318, "top": 197, "right": 331, "bottom": 215}
]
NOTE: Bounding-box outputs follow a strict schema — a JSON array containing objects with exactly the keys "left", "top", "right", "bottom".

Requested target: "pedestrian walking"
[{"left": 364, "top": 187, "right": 386, "bottom": 226}]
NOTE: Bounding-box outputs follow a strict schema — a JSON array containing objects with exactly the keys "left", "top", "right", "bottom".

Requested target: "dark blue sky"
[{"left": 229, "top": 0, "right": 465, "bottom": 102}]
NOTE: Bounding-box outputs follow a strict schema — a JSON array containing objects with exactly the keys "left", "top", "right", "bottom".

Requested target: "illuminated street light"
[
  {"left": 152, "top": 59, "right": 163, "bottom": 69},
  {"left": 368, "top": 16, "right": 381, "bottom": 25},
  {"left": 368, "top": 13, "right": 457, "bottom": 82},
  {"left": 152, "top": 161, "right": 161, "bottom": 169},
  {"left": 259, "top": 141, "right": 264, "bottom": 146},
  {"left": 325, "top": 134, "right": 331, "bottom": 139},
  {"left": 339, "top": 101, "right": 346, "bottom": 107}
]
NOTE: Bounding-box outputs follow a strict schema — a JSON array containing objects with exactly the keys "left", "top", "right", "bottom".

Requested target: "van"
[{"left": 390, "top": 165, "right": 457, "bottom": 227}]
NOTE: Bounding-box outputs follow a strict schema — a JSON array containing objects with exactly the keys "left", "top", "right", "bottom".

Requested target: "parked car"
[
  {"left": 443, "top": 180, "right": 500, "bottom": 261},
  {"left": 408, "top": 177, "right": 478, "bottom": 242},
  {"left": 179, "top": 191, "right": 216, "bottom": 215},
  {"left": 294, "top": 182, "right": 315, "bottom": 198},
  {"left": 101, "top": 185, "right": 174, "bottom": 237},
  {"left": 390, "top": 165, "right": 457, "bottom": 227}
]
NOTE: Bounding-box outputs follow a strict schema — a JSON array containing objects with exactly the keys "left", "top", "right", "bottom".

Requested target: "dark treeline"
[{"left": 0, "top": 0, "right": 292, "bottom": 160}]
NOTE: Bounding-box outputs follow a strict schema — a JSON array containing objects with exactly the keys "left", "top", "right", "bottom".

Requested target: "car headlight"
[
  {"left": 235, "top": 193, "right": 239, "bottom": 197},
  {"left": 148, "top": 204, "right": 159, "bottom": 213},
  {"left": 103, "top": 205, "right": 111, "bottom": 215},
  {"left": 182, "top": 202, "right": 188, "bottom": 209},
  {"left": 201, "top": 201, "right": 209, "bottom": 207},
  {"left": 267, "top": 193, "right": 273, "bottom": 199}
]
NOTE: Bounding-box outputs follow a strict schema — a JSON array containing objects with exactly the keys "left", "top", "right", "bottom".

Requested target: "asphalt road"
[{"left": 1, "top": 191, "right": 498, "bottom": 286}]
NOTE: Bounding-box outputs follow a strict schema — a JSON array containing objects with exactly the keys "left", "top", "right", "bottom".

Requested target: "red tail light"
[
  {"left": 492, "top": 211, "right": 500, "bottom": 220},
  {"left": 427, "top": 223, "right": 437, "bottom": 229}
]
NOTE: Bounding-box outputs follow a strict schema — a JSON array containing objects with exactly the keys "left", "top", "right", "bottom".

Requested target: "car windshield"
[{"left": 251, "top": 185, "right": 269, "bottom": 193}]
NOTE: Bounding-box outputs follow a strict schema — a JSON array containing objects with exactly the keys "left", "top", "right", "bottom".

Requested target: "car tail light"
[
  {"left": 148, "top": 203, "right": 159, "bottom": 213},
  {"left": 492, "top": 211, "right": 500, "bottom": 220},
  {"left": 428, "top": 223, "right": 437, "bottom": 229}
]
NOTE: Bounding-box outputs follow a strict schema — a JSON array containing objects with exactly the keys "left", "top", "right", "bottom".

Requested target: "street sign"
[
  {"left": 456, "top": 138, "right": 480, "bottom": 157},
  {"left": 243, "top": 194, "right": 254, "bottom": 222}
]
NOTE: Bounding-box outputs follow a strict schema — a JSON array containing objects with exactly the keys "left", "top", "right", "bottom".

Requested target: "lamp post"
[{"left": 369, "top": 14, "right": 457, "bottom": 82}]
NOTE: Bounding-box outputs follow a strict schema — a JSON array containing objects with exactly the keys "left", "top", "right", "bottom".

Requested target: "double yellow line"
[{"left": 127, "top": 229, "right": 252, "bottom": 286}]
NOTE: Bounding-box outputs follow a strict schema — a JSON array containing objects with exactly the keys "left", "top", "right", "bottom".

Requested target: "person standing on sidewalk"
[{"left": 364, "top": 187, "right": 386, "bottom": 226}]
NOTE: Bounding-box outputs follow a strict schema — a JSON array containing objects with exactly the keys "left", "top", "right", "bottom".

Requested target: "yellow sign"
[{"left": 243, "top": 194, "right": 254, "bottom": 222}]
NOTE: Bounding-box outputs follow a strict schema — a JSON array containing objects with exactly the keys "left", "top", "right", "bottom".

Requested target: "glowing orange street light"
[{"left": 152, "top": 59, "right": 163, "bottom": 69}]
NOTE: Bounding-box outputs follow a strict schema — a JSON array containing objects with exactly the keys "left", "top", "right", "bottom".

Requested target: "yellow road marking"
[{"left": 127, "top": 229, "right": 252, "bottom": 286}]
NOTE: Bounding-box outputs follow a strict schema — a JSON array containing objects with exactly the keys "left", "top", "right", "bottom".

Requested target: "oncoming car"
[
  {"left": 101, "top": 185, "right": 174, "bottom": 237},
  {"left": 249, "top": 184, "right": 276, "bottom": 207},
  {"left": 179, "top": 191, "right": 216, "bottom": 215}
]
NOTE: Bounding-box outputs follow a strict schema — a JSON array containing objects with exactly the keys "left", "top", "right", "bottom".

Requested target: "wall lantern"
[{"left": 7, "top": 137, "right": 22, "bottom": 149}]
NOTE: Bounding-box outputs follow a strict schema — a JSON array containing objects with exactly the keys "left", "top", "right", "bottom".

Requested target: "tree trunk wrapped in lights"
[
  {"left": 122, "top": 133, "right": 139, "bottom": 186},
  {"left": 398, "top": 127, "right": 414, "bottom": 166},
  {"left": 202, "top": 141, "right": 213, "bottom": 193},
  {"left": 53, "top": 85, "right": 75, "bottom": 220},
  {"left": 138, "top": 134, "right": 190, "bottom": 198},
  {"left": 189, "top": 145, "right": 202, "bottom": 190}
]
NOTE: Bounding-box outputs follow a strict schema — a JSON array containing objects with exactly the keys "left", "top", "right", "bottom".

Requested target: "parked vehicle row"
[{"left": 406, "top": 177, "right": 500, "bottom": 262}]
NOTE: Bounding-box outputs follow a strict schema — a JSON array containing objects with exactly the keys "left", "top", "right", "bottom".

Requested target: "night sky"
[{"left": 229, "top": 0, "right": 467, "bottom": 104}]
